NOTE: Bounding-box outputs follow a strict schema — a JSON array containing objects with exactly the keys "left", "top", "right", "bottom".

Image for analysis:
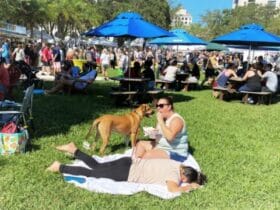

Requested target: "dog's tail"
[{"left": 85, "top": 118, "right": 101, "bottom": 150}]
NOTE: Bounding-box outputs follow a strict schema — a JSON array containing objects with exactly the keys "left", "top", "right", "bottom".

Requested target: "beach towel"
[{"left": 63, "top": 149, "right": 200, "bottom": 199}]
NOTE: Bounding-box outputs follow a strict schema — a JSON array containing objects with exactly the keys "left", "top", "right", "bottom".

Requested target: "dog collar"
[{"left": 134, "top": 110, "right": 142, "bottom": 118}]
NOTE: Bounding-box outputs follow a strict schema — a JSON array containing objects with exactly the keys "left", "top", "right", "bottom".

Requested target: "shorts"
[
  {"left": 167, "top": 151, "right": 188, "bottom": 162},
  {"left": 205, "top": 68, "right": 215, "bottom": 78},
  {"left": 42, "top": 61, "right": 50, "bottom": 66},
  {"left": 102, "top": 64, "right": 109, "bottom": 69},
  {"left": 53, "top": 62, "right": 61, "bottom": 69},
  {"left": 2, "top": 57, "right": 10, "bottom": 64}
]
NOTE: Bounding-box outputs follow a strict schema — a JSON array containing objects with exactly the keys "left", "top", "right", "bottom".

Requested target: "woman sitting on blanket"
[
  {"left": 47, "top": 142, "right": 207, "bottom": 193},
  {"left": 135, "top": 96, "right": 188, "bottom": 162}
]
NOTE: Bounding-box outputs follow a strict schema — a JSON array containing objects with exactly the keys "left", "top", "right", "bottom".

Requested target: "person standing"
[
  {"left": 1, "top": 40, "right": 10, "bottom": 65},
  {"left": 0, "top": 57, "right": 10, "bottom": 100},
  {"left": 119, "top": 50, "right": 129, "bottom": 74},
  {"left": 100, "top": 48, "right": 110, "bottom": 80},
  {"left": 109, "top": 48, "right": 116, "bottom": 69},
  {"left": 41, "top": 43, "right": 53, "bottom": 75},
  {"left": 201, "top": 52, "right": 219, "bottom": 86},
  {"left": 12, "top": 44, "right": 25, "bottom": 62},
  {"left": 24, "top": 43, "right": 32, "bottom": 65},
  {"left": 52, "top": 43, "right": 62, "bottom": 74}
]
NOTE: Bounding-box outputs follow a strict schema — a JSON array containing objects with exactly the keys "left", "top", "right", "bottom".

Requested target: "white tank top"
[{"left": 156, "top": 113, "right": 188, "bottom": 156}]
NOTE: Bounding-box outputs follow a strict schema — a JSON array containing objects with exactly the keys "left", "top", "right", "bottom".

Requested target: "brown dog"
[{"left": 85, "top": 104, "right": 154, "bottom": 155}]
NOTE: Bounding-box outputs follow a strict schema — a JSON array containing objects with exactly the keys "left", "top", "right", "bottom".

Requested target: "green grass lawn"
[{"left": 0, "top": 79, "right": 280, "bottom": 209}]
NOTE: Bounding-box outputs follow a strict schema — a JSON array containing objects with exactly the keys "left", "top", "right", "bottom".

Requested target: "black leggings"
[{"left": 59, "top": 150, "right": 132, "bottom": 181}]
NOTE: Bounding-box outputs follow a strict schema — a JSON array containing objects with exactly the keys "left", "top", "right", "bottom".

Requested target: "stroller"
[{"left": 12, "top": 61, "right": 43, "bottom": 89}]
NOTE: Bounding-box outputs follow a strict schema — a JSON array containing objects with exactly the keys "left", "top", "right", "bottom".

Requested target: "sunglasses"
[{"left": 156, "top": 103, "right": 169, "bottom": 108}]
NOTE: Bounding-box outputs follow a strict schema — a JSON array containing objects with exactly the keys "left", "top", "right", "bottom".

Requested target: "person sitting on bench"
[
  {"left": 142, "top": 59, "right": 155, "bottom": 90},
  {"left": 238, "top": 63, "right": 262, "bottom": 92},
  {"left": 261, "top": 63, "right": 278, "bottom": 93},
  {"left": 215, "top": 63, "right": 238, "bottom": 88}
]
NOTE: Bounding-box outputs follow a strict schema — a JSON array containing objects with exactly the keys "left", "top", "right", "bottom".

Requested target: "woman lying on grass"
[{"left": 47, "top": 142, "right": 207, "bottom": 193}]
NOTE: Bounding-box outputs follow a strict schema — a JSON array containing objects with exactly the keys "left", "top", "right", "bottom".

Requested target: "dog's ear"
[{"left": 142, "top": 104, "right": 148, "bottom": 111}]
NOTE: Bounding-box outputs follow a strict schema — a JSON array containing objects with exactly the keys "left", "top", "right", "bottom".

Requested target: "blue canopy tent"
[
  {"left": 84, "top": 12, "right": 172, "bottom": 92},
  {"left": 212, "top": 23, "right": 280, "bottom": 62},
  {"left": 84, "top": 12, "right": 173, "bottom": 38},
  {"left": 149, "top": 29, "right": 206, "bottom": 46}
]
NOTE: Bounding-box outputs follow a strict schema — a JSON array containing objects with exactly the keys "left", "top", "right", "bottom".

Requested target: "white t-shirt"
[
  {"left": 263, "top": 71, "right": 278, "bottom": 92},
  {"left": 13, "top": 48, "right": 25, "bottom": 61},
  {"left": 100, "top": 53, "right": 110, "bottom": 65},
  {"left": 164, "top": 66, "right": 178, "bottom": 81}
]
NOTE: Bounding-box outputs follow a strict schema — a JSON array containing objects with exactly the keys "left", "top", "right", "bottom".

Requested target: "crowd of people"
[
  {"left": 213, "top": 55, "right": 279, "bottom": 103},
  {"left": 0, "top": 38, "right": 279, "bottom": 99}
]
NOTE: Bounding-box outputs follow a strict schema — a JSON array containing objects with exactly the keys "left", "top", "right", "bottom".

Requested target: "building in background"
[
  {"left": 171, "top": 7, "right": 192, "bottom": 27},
  {"left": 0, "top": 21, "right": 27, "bottom": 40},
  {"left": 233, "top": 0, "right": 280, "bottom": 8}
]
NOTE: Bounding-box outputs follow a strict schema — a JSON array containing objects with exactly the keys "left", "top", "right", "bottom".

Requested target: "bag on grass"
[
  {"left": 0, "top": 130, "right": 28, "bottom": 155},
  {"left": 1, "top": 122, "right": 17, "bottom": 133}
]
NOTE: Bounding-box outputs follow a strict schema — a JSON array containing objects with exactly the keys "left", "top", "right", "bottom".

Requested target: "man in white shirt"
[{"left": 262, "top": 63, "right": 278, "bottom": 93}]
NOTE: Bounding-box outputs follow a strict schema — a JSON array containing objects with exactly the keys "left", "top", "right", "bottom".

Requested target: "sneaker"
[
  {"left": 83, "top": 141, "right": 91, "bottom": 150},
  {"left": 247, "top": 98, "right": 254, "bottom": 104}
]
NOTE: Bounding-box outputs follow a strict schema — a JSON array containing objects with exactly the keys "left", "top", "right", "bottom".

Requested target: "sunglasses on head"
[{"left": 156, "top": 103, "right": 169, "bottom": 108}]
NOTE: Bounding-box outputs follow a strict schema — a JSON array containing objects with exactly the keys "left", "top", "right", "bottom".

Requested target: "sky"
[{"left": 172, "top": 0, "right": 233, "bottom": 23}]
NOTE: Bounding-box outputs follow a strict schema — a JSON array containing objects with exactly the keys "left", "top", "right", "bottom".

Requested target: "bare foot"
[
  {"left": 56, "top": 142, "right": 77, "bottom": 154},
  {"left": 46, "top": 161, "right": 61, "bottom": 173}
]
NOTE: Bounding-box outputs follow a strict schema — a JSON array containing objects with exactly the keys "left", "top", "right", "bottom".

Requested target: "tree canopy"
[
  {"left": 0, "top": 0, "right": 171, "bottom": 40},
  {"left": 185, "top": 4, "right": 280, "bottom": 41}
]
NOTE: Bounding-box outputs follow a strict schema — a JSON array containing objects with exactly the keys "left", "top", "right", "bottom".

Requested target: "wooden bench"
[
  {"left": 146, "top": 89, "right": 164, "bottom": 103},
  {"left": 212, "top": 86, "right": 231, "bottom": 100},
  {"left": 110, "top": 91, "right": 138, "bottom": 106},
  {"left": 180, "top": 80, "right": 198, "bottom": 91},
  {"left": 155, "top": 79, "right": 174, "bottom": 90},
  {"left": 110, "top": 89, "right": 164, "bottom": 106},
  {"left": 240, "top": 91, "right": 272, "bottom": 105}
]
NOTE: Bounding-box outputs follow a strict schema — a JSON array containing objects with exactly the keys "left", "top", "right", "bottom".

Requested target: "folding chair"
[{"left": 0, "top": 84, "right": 34, "bottom": 131}]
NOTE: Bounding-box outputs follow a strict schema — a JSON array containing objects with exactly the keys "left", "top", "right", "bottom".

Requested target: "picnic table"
[
  {"left": 156, "top": 72, "right": 190, "bottom": 90},
  {"left": 109, "top": 77, "right": 163, "bottom": 106},
  {"left": 228, "top": 77, "right": 244, "bottom": 90},
  {"left": 176, "top": 72, "right": 189, "bottom": 90},
  {"left": 110, "top": 77, "right": 150, "bottom": 82},
  {"left": 213, "top": 77, "right": 273, "bottom": 104}
]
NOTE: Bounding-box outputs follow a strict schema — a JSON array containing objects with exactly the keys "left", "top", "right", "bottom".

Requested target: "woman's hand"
[
  {"left": 166, "top": 181, "right": 201, "bottom": 193},
  {"left": 157, "top": 114, "right": 183, "bottom": 142},
  {"left": 156, "top": 112, "right": 164, "bottom": 124}
]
